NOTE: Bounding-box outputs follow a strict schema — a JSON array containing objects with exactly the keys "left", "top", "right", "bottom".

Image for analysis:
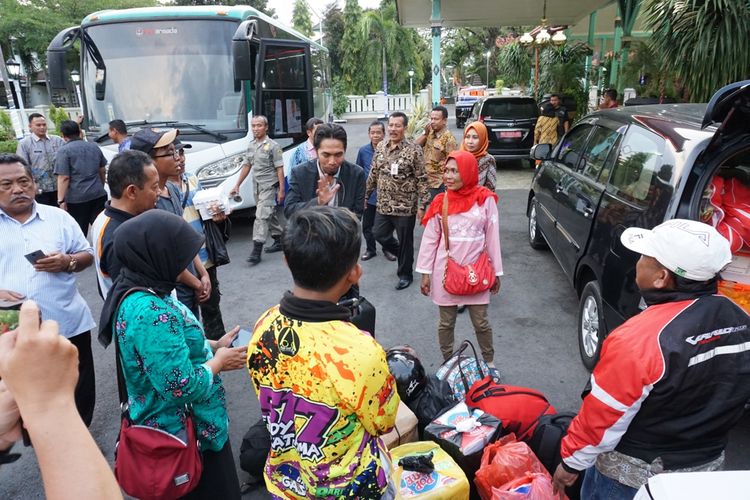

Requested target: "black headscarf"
[{"left": 98, "top": 210, "right": 204, "bottom": 347}]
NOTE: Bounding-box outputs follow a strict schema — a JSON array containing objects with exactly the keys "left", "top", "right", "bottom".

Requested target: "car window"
[
  {"left": 608, "top": 127, "right": 668, "bottom": 203},
  {"left": 482, "top": 99, "right": 538, "bottom": 119},
  {"left": 581, "top": 127, "right": 621, "bottom": 181},
  {"left": 555, "top": 124, "right": 593, "bottom": 170},
  {"left": 469, "top": 102, "right": 480, "bottom": 121}
]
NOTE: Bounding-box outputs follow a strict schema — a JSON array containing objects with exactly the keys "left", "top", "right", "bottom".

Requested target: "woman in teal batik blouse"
[{"left": 99, "top": 210, "right": 247, "bottom": 500}]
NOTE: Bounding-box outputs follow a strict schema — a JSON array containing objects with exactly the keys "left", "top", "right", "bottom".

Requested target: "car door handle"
[
  {"left": 555, "top": 182, "right": 563, "bottom": 193},
  {"left": 582, "top": 206, "right": 594, "bottom": 217}
]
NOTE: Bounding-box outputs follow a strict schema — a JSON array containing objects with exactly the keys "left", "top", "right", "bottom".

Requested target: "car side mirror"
[{"left": 531, "top": 143, "right": 552, "bottom": 160}]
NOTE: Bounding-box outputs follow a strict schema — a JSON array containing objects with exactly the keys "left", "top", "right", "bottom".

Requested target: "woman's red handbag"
[
  {"left": 114, "top": 409, "right": 203, "bottom": 500},
  {"left": 113, "top": 287, "right": 203, "bottom": 499},
  {"left": 441, "top": 195, "right": 495, "bottom": 296}
]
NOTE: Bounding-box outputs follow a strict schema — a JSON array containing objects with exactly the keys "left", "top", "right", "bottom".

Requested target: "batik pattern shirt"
[
  {"left": 115, "top": 291, "right": 229, "bottom": 452},
  {"left": 365, "top": 139, "right": 429, "bottom": 216},
  {"left": 248, "top": 305, "right": 399, "bottom": 499},
  {"left": 422, "top": 128, "right": 457, "bottom": 189}
]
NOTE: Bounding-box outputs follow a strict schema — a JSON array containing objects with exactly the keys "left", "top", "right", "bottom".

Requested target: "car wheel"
[
  {"left": 528, "top": 197, "right": 548, "bottom": 250},
  {"left": 578, "top": 281, "right": 606, "bottom": 371}
]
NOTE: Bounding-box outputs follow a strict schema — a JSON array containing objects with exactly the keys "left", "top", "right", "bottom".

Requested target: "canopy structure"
[
  {"left": 396, "top": 0, "right": 615, "bottom": 28},
  {"left": 395, "top": 0, "right": 620, "bottom": 105}
]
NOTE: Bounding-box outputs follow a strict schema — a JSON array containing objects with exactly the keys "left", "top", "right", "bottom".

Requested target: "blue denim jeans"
[{"left": 581, "top": 467, "right": 639, "bottom": 500}]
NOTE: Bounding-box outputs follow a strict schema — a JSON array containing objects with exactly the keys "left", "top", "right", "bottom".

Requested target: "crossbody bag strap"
[
  {"left": 441, "top": 194, "right": 450, "bottom": 253},
  {"left": 181, "top": 176, "right": 190, "bottom": 210},
  {"left": 113, "top": 287, "right": 155, "bottom": 408}
]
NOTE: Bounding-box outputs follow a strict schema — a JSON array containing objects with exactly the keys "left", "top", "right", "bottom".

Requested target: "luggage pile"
[{"left": 386, "top": 341, "right": 580, "bottom": 500}]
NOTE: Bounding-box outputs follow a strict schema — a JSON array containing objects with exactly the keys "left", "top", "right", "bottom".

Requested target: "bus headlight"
[{"left": 197, "top": 153, "right": 245, "bottom": 180}]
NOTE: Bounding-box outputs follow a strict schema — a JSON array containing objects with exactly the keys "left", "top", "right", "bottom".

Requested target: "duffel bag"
[
  {"left": 436, "top": 340, "right": 489, "bottom": 401},
  {"left": 465, "top": 379, "right": 555, "bottom": 441}
]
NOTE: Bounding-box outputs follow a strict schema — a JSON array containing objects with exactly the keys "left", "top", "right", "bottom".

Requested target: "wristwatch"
[
  {"left": 67, "top": 255, "right": 78, "bottom": 273},
  {"left": 57, "top": 199, "right": 65, "bottom": 206},
  {"left": 0, "top": 445, "right": 20, "bottom": 465}
]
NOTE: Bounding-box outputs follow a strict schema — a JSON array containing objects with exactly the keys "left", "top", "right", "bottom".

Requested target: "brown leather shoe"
[
  {"left": 361, "top": 250, "right": 377, "bottom": 261},
  {"left": 383, "top": 250, "right": 397, "bottom": 262}
]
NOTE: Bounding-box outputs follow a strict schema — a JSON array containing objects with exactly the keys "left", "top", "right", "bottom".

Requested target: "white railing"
[
  {"left": 1, "top": 105, "right": 83, "bottom": 138},
  {"left": 341, "top": 89, "right": 430, "bottom": 119}
]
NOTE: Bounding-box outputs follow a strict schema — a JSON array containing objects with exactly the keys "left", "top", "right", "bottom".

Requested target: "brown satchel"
[{"left": 440, "top": 195, "right": 495, "bottom": 295}]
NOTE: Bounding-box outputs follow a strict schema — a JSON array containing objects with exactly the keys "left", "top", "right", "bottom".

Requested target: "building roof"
[{"left": 395, "top": 0, "right": 615, "bottom": 28}]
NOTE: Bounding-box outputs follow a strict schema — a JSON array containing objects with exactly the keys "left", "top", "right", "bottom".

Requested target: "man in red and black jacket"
[{"left": 553, "top": 219, "right": 750, "bottom": 498}]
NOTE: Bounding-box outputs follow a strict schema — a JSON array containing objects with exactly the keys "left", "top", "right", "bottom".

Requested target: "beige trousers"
[{"left": 438, "top": 304, "right": 494, "bottom": 363}]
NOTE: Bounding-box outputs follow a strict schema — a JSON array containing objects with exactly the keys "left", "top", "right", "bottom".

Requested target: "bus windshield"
[{"left": 82, "top": 19, "right": 246, "bottom": 136}]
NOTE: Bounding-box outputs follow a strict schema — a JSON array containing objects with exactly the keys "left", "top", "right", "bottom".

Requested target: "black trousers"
[
  {"left": 362, "top": 203, "right": 378, "bottom": 253},
  {"left": 67, "top": 195, "right": 107, "bottom": 237},
  {"left": 181, "top": 441, "right": 241, "bottom": 499},
  {"left": 373, "top": 213, "right": 416, "bottom": 280},
  {"left": 35, "top": 190, "right": 58, "bottom": 207},
  {"left": 69, "top": 331, "right": 95, "bottom": 427},
  {"left": 200, "top": 266, "right": 226, "bottom": 340}
]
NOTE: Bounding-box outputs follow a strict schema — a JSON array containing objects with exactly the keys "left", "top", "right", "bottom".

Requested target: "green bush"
[
  {"left": 0, "top": 140, "right": 18, "bottom": 153},
  {"left": 0, "top": 110, "right": 15, "bottom": 141},
  {"left": 48, "top": 105, "right": 70, "bottom": 132},
  {"left": 332, "top": 78, "right": 349, "bottom": 118}
]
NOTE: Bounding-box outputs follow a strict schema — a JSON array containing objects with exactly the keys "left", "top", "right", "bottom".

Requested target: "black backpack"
[
  {"left": 527, "top": 412, "right": 575, "bottom": 474},
  {"left": 239, "top": 419, "right": 271, "bottom": 479}
]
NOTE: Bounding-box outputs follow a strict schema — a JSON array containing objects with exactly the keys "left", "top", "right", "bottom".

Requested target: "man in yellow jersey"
[{"left": 248, "top": 205, "right": 399, "bottom": 498}]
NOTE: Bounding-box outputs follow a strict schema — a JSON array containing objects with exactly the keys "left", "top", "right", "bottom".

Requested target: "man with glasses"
[
  {"left": 130, "top": 129, "right": 211, "bottom": 317},
  {"left": 15, "top": 113, "right": 65, "bottom": 207}
]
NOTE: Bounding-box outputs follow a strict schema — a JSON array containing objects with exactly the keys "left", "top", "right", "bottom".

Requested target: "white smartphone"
[{"left": 231, "top": 328, "right": 252, "bottom": 348}]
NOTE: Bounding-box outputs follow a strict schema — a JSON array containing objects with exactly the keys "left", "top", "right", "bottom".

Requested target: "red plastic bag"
[
  {"left": 491, "top": 473, "right": 557, "bottom": 500},
  {"left": 474, "top": 434, "right": 550, "bottom": 500}
]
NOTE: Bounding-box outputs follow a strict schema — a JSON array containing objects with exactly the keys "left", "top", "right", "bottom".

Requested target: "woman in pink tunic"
[{"left": 416, "top": 150, "right": 503, "bottom": 369}]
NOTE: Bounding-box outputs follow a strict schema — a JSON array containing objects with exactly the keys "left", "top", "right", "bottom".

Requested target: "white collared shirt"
[{"left": 0, "top": 203, "right": 95, "bottom": 338}]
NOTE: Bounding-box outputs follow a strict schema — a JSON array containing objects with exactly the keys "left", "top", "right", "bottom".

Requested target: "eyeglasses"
[{"left": 153, "top": 148, "right": 178, "bottom": 159}]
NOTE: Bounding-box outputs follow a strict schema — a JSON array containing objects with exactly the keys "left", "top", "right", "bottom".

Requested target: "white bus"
[{"left": 47, "top": 5, "right": 332, "bottom": 211}]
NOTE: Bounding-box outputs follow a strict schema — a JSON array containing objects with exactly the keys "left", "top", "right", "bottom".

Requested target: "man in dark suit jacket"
[{"left": 285, "top": 124, "right": 366, "bottom": 219}]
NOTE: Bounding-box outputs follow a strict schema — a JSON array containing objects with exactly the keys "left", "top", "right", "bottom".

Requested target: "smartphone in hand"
[
  {"left": 231, "top": 328, "right": 252, "bottom": 348},
  {"left": 24, "top": 250, "right": 47, "bottom": 265}
]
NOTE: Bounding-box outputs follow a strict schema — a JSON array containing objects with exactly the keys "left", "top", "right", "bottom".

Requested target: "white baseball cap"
[{"left": 620, "top": 219, "right": 732, "bottom": 281}]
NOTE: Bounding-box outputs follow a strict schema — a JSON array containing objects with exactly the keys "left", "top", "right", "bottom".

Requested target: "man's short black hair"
[
  {"left": 60, "top": 120, "right": 80, "bottom": 139},
  {"left": 109, "top": 119, "right": 127, "bottom": 135},
  {"left": 390, "top": 111, "right": 408, "bottom": 127},
  {"left": 432, "top": 105, "right": 448, "bottom": 119},
  {"left": 107, "top": 150, "right": 154, "bottom": 199},
  {"left": 368, "top": 120, "right": 385, "bottom": 133},
  {"left": 0, "top": 153, "right": 32, "bottom": 177},
  {"left": 313, "top": 123, "right": 347, "bottom": 150},
  {"left": 306, "top": 117, "right": 324, "bottom": 131},
  {"left": 28, "top": 112, "right": 44, "bottom": 124},
  {"left": 550, "top": 93, "right": 561, "bottom": 100},
  {"left": 604, "top": 88, "right": 618, "bottom": 101},
  {"left": 282, "top": 206, "right": 361, "bottom": 291}
]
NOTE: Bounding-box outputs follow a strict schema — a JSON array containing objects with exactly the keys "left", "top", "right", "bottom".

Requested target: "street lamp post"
[
  {"left": 408, "top": 69, "right": 414, "bottom": 108},
  {"left": 0, "top": 47, "right": 24, "bottom": 138},
  {"left": 485, "top": 50, "right": 491, "bottom": 86},
  {"left": 70, "top": 69, "right": 82, "bottom": 109},
  {"left": 5, "top": 57, "right": 26, "bottom": 124}
]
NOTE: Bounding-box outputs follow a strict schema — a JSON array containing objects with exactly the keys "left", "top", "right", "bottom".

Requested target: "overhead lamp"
[
  {"left": 5, "top": 57, "right": 20, "bottom": 78},
  {"left": 519, "top": 32, "right": 534, "bottom": 46},
  {"left": 552, "top": 30, "right": 567, "bottom": 46},
  {"left": 535, "top": 27, "right": 551, "bottom": 46}
]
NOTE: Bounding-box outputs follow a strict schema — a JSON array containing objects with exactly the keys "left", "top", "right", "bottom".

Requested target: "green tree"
[
  {"left": 0, "top": 0, "right": 155, "bottom": 73},
  {"left": 643, "top": 0, "right": 750, "bottom": 102},
  {"left": 496, "top": 41, "right": 531, "bottom": 88},
  {"left": 340, "top": 0, "right": 365, "bottom": 94},
  {"left": 360, "top": 1, "right": 422, "bottom": 97},
  {"left": 292, "top": 0, "right": 314, "bottom": 38},
  {"left": 322, "top": 2, "right": 344, "bottom": 77}
]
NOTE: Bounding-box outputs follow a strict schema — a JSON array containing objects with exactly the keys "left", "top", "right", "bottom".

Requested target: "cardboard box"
[{"left": 382, "top": 401, "right": 419, "bottom": 449}]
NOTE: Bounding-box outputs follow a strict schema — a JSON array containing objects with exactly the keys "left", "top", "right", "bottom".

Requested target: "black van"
[
  {"left": 467, "top": 95, "right": 538, "bottom": 166},
  {"left": 527, "top": 81, "right": 750, "bottom": 369}
]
